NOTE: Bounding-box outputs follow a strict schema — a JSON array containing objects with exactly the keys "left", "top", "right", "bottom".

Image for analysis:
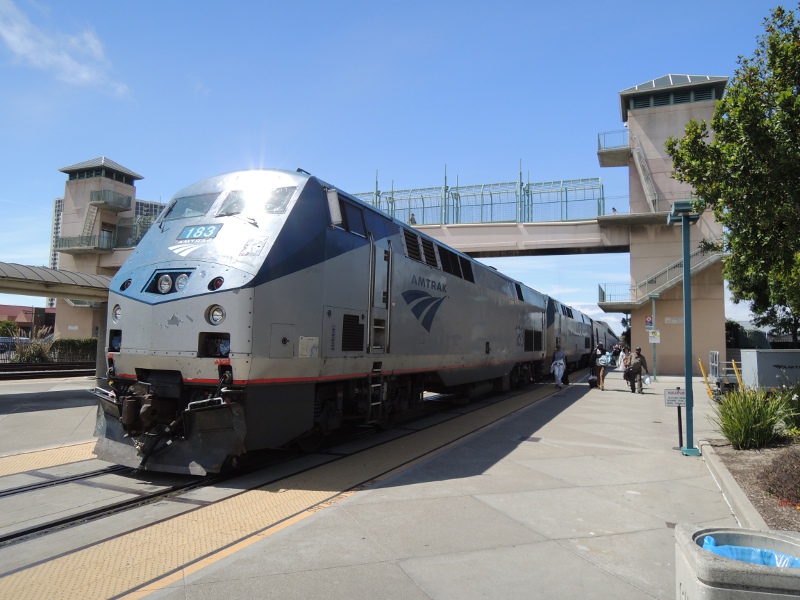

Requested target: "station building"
[
  {"left": 49, "top": 157, "right": 163, "bottom": 340},
  {"left": 597, "top": 74, "right": 728, "bottom": 376}
]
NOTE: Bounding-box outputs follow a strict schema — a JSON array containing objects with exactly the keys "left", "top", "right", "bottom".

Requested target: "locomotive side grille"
[
  {"left": 402, "top": 227, "right": 478, "bottom": 285},
  {"left": 534, "top": 330, "right": 543, "bottom": 351},
  {"left": 524, "top": 329, "right": 534, "bottom": 352},
  {"left": 459, "top": 257, "right": 475, "bottom": 282},
  {"left": 403, "top": 229, "right": 422, "bottom": 262},
  {"left": 420, "top": 238, "right": 437, "bottom": 266},
  {"left": 438, "top": 246, "right": 462, "bottom": 277},
  {"left": 341, "top": 314, "right": 364, "bottom": 352}
]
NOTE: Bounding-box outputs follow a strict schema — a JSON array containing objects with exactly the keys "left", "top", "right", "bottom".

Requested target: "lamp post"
[
  {"left": 668, "top": 201, "right": 700, "bottom": 456},
  {"left": 648, "top": 293, "right": 659, "bottom": 382}
]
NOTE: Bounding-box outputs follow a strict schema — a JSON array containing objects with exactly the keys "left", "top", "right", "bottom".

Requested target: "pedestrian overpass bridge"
[{"left": 0, "top": 174, "right": 717, "bottom": 310}]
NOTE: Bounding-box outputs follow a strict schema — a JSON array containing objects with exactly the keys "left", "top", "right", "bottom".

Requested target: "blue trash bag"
[{"left": 702, "top": 535, "right": 800, "bottom": 568}]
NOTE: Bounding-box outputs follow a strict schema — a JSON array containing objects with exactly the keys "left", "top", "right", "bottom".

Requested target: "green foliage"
[
  {"left": 51, "top": 338, "right": 97, "bottom": 362},
  {"left": 725, "top": 320, "right": 746, "bottom": 348},
  {"left": 712, "top": 387, "right": 794, "bottom": 450},
  {"left": 665, "top": 5, "right": 800, "bottom": 344},
  {"left": 0, "top": 320, "right": 15, "bottom": 337},
  {"left": 11, "top": 326, "right": 54, "bottom": 363},
  {"left": 775, "top": 384, "right": 800, "bottom": 432}
]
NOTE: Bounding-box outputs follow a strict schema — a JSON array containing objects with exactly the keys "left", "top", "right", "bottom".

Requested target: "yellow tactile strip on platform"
[
  {"left": 0, "top": 389, "right": 546, "bottom": 600},
  {"left": 0, "top": 442, "right": 96, "bottom": 477}
]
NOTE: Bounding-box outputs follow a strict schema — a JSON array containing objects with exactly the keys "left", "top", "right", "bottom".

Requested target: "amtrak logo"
[
  {"left": 168, "top": 244, "right": 203, "bottom": 257},
  {"left": 402, "top": 289, "right": 447, "bottom": 332}
]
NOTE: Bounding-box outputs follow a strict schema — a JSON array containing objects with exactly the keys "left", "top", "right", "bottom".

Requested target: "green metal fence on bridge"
[{"left": 354, "top": 172, "right": 615, "bottom": 226}]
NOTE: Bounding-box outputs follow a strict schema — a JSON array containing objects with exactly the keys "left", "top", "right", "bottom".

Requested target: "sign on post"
[
  {"left": 649, "top": 330, "right": 661, "bottom": 344},
  {"left": 665, "top": 388, "right": 686, "bottom": 407},
  {"left": 645, "top": 315, "right": 653, "bottom": 329}
]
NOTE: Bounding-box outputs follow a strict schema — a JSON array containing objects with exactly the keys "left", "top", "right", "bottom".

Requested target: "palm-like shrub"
[
  {"left": 11, "top": 326, "right": 55, "bottom": 364},
  {"left": 712, "top": 387, "right": 793, "bottom": 450}
]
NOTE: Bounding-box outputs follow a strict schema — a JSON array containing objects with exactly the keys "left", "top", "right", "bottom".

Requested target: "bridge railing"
[
  {"left": 354, "top": 177, "right": 610, "bottom": 225},
  {"left": 597, "top": 129, "right": 629, "bottom": 150},
  {"left": 599, "top": 243, "right": 723, "bottom": 304}
]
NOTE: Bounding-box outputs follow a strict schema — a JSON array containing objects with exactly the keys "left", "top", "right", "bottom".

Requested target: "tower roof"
[
  {"left": 618, "top": 74, "right": 728, "bottom": 122},
  {"left": 59, "top": 156, "right": 144, "bottom": 181}
]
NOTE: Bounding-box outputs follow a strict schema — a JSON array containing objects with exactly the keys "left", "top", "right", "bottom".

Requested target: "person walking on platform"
[
  {"left": 628, "top": 346, "right": 649, "bottom": 394},
  {"left": 551, "top": 344, "right": 566, "bottom": 389},
  {"left": 594, "top": 343, "right": 608, "bottom": 390}
]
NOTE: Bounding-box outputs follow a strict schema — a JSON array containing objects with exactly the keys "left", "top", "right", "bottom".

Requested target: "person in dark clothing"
[{"left": 628, "top": 347, "right": 649, "bottom": 393}]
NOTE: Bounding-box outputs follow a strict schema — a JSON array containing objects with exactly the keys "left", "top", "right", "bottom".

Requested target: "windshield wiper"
[{"left": 217, "top": 211, "right": 258, "bottom": 228}]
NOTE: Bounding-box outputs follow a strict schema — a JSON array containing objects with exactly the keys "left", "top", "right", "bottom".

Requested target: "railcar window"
[
  {"left": 515, "top": 283, "right": 524, "bottom": 301},
  {"left": 162, "top": 193, "right": 220, "bottom": 221}
]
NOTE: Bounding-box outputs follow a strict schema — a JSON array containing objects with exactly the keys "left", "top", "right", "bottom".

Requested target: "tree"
[
  {"left": 0, "top": 320, "right": 18, "bottom": 337},
  {"left": 665, "top": 4, "right": 800, "bottom": 347}
]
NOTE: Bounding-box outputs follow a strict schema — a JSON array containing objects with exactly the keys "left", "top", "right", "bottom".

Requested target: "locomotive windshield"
[
  {"left": 216, "top": 186, "right": 296, "bottom": 216},
  {"left": 161, "top": 193, "right": 220, "bottom": 222}
]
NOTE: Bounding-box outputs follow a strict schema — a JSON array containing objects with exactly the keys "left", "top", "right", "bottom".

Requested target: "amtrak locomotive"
[{"left": 93, "top": 169, "right": 619, "bottom": 474}]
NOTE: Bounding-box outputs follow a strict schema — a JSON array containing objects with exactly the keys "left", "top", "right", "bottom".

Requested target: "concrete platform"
[
  {"left": 0, "top": 371, "right": 775, "bottom": 599},
  {"left": 141, "top": 369, "right": 753, "bottom": 600}
]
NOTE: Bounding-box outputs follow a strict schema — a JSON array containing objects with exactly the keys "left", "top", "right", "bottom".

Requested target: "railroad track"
[
  {"left": 0, "top": 363, "right": 95, "bottom": 380},
  {"left": 0, "top": 388, "right": 523, "bottom": 550},
  {"left": 0, "top": 465, "right": 130, "bottom": 499}
]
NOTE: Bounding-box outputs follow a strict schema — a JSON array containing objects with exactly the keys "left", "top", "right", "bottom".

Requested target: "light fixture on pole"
[{"left": 667, "top": 200, "right": 700, "bottom": 456}]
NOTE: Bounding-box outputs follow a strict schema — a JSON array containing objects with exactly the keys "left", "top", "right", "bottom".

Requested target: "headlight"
[
  {"left": 157, "top": 274, "right": 173, "bottom": 294},
  {"left": 207, "top": 305, "right": 225, "bottom": 325},
  {"left": 112, "top": 305, "right": 122, "bottom": 323},
  {"left": 175, "top": 273, "right": 189, "bottom": 291}
]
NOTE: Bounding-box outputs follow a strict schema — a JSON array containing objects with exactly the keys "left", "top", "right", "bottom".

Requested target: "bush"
[
  {"left": 51, "top": 338, "right": 97, "bottom": 362},
  {"left": 778, "top": 387, "right": 800, "bottom": 433},
  {"left": 712, "top": 387, "right": 793, "bottom": 450},
  {"left": 12, "top": 337, "right": 54, "bottom": 363},
  {"left": 759, "top": 446, "right": 800, "bottom": 507}
]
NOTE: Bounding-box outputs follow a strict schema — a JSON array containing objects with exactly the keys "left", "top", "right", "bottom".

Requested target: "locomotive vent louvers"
[
  {"left": 403, "top": 229, "right": 422, "bottom": 262},
  {"left": 420, "top": 238, "right": 437, "bottom": 266},
  {"left": 341, "top": 314, "right": 364, "bottom": 352},
  {"left": 438, "top": 246, "right": 463, "bottom": 278},
  {"left": 524, "top": 329, "right": 534, "bottom": 352},
  {"left": 459, "top": 257, "right": 475, "bottom": 283}
]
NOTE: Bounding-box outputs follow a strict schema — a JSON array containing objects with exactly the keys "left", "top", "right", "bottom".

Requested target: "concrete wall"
[
  {"left": 629, "top": 262, "right": 725, "bottom": 376},
  {"left": 624, "top": 98, "right": 726, "bottom": 376},
  {"left": 56, "top": 176, "right": 138, "bottom": 340}
]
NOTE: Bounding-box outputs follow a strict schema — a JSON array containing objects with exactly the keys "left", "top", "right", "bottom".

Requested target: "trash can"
[{"left": 675, "top": 524, "right": 800, "bottom": 599}]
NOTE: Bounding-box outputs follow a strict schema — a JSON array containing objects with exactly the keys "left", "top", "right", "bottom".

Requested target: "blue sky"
[{"left": 0, "top": 0, "right": 781, "bottom": 334}]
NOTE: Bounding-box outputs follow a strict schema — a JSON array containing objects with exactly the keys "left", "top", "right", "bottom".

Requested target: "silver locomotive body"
[{"left": 94, "top": 169, "right": 611, "bottom": 475}]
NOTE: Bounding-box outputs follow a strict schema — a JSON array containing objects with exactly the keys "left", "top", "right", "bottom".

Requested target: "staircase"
[
  {"left": 630, "top": 133, "right": 658, "bottom": 212},
  {"left": 81, "top": 205, "right": 98, "bottom": 238},
  {"left": 599, "top": 244, "right": 724, "bottom": 307}
]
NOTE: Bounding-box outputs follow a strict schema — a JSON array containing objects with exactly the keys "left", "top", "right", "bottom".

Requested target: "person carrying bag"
[
  {"left": 628, "top": 347, "right": 649, "bottom": 394},
  {"left": 551, "top": 344, "right": 566, "bottom": 389}
]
